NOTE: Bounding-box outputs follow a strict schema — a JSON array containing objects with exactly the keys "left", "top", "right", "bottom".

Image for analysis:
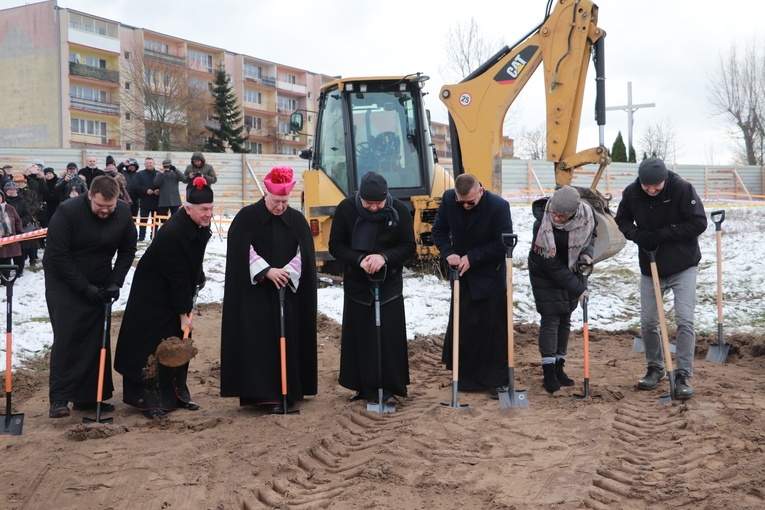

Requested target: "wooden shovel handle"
[{"left": 182, "top": 312, "right": 193, "bottom": 339}]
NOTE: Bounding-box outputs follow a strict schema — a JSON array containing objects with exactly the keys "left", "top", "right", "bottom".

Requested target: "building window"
[
  {"left": 125, "top": 51, "right": 131, "bottom": 60},
  {"left": 244, "top": 115, "right": 262, "bottom": 131},
  {"left": 189, "top": 78, "right": 207, "bottom": 90},
  {"left": 126, "top": 112, "right": 131, "bottom": 120},
  {"left": 126, "top": 143, "right": 132, "bottom": 150},
  {"left": 188, "top": 50, "right": 213, "bottom": 72},
  {"left": 144, "top": 39, "right": 169, "bottom": 54},
  {"left": 278, "top": 120, "right": 291, "bottom": 135},
  {"left": 243, "top": 89, "right": 262, "bottom": 105},
  {"left": 71, "top": 117, "right": 108, "bottom": 137},
  {"left": 70, "top": 85, "right": 107, "bottom": 103},
  {"left": 277, "top": 96, "right": 297, "bottom": 111},
  {"left": 245, "top": 141, "right": 263, "bottom": 154},
  {"left": 243, "top": 64, "right": 261, "bottom": 80},
  {"left": 285, "top": 73, "right": 297, "bottom": 84},
  {"left": 69, "top": 13, "right": 118, "bottom": 38},
  {"left": 125, "top": 81, "right": 131, "bottom": 90}
]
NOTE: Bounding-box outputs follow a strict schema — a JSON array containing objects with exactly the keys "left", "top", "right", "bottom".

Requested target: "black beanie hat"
[
  {"left": 186, "top": 176, "right": 214, "bottom": 204},
  {"left": 359, "top": 171, "right": 388, "bottom": 201},
  {"left": 67, "top": 162, "right": 78, "bottom": 170},
  {"left": 106, "top": 155, "right": 116, "bottom": 166},
  {"left": 638, "top": 157, "right": 668, "bottom": 186},
  {"left": 43, "top": 167, "right": 56, "bottom": 175}
]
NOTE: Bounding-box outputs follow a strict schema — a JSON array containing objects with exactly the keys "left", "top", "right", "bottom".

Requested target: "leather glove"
[
  {"left": 578, "top": 290, "right": 590, "bottom": 305},
  {"left": 101, "top": 283, "right": 120, "bottom": 302},
  {"left": 634, "top": 230, "right": 658, "bottom": 251},
  {"left": 85, "top": 284, "right": 101, "bottom": 304}
]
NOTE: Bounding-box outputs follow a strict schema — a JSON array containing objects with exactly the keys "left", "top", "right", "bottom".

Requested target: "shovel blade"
[
  {"left": 82, "top": 416, "right": 113, "bottom": 424},
  {"left": 366, "top": 402, "right": 396, "bottom": 414},
  {"left": 1, "top": 413, "right": 24, "bottom": 435},
  {"left": 499, "top": 390, "right": 529, "bottom": 409},
  {"left": 633, "top": 336, "right": 675, "bottom": 353},
  {"left": 706, "top": 343, "right": 730, "bottom": 364}
]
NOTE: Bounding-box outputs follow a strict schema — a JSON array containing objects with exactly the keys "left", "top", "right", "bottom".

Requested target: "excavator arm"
[{"left": 439, "top": 0, "right": 623, "bottom": 261}]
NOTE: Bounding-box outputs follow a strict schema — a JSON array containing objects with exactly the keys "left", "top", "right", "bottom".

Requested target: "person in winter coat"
[
  {"left": 0, "top": 190, "right": 23, "bottom": 282},
  {"left": 431, "top": 173, "right": 513, "bottom": 399},
  {"left": 615, "top": 157, "right": 707, "bottom": 400},
  {"left": 4, "top": 180, "right": 33, "bottom": 276},
  {"left": 78, "top": 156, "right": 105, "bottom": 188},
  {"left": 41, "top": 167, "right": 61, "bottom": 226},
  {"left": 134, "top": 158, "right": 160, "bottom": 241},
  {"left": 328, "top": 172, "right": 416, "bottom": 404},
  {"left": 43, "top": 176, "right": 137, "bottom": 419},
  {"left": 183, "top": 152, "right": 217, "bottom": 192},
  {"left": 54, "top": 163, "right": 88, "bottom": 202},
  {"left": 114, "top": 178, "right": 213, "bottom": 419},
  {"left": 154, "top": 159, "right": 186, "bottom": 217},
  {"left": 117, "top": 157, "right": 140, "bottom": 217},
  {"left": 528, "top": 185, "right": 596, "bottom": 394},
  {"left": 104, "top": 159, "right": 132, "bottom": 207}
]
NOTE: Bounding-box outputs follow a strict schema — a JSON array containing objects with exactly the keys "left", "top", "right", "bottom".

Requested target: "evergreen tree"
[
  {"left": 205, "top": 64, "right": 248, "bottom": 153},
  {"left": 628, "top": 145, "right": 636, "bottom": 163},
  {"left": 611, "top": 131, "right": 628, "bottom": 162}
]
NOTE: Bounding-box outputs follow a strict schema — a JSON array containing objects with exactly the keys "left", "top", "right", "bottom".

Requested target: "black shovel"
[
  {"left": 573, "top": 261, "right": 602, "bottom": 400},
  {"left": 1, "top": 265, "right": 23, "bottom": 435},
  {"left": 442, "top": 267, "right": 468, "bottom": 408},
  {"left": 644, "top": 249, "right": 678, "bottom": 403},
  {"left": 498, "top": 234, "right": 528, "bottom": 409},
  {"left": 367, "top": 267, "right": 395, "bottom": 414},
  {"left": 83, "top": 301, "right": 114, "bottom": 424},
  {"left": 274, "top": 286, "right": 299, "bottom": 415},
  {"left": 706, "top": 210, "right": 729, "bottom": 364}
]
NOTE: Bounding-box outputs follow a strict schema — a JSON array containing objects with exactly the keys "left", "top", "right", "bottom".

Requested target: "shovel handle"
[
  {"left": 710, "top": 210, "right": 725, "bottom": 230},
  {"left": 502, "top": 233, "right": 517, "bottom": 258},
  {"left": 182, "top": 312, "right": 192, "bottom": 340}
]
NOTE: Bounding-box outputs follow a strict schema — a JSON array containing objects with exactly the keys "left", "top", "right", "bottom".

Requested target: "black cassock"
[
  {"left": 328, "top": 195, "right": 416, "bottom": 399},
  {"left": 220, "top": 199, "right": 317, "bottom": 405},
  {"left": 114, "top": 208, "right": 210, "bottom": 409},
  {"left": 43, "top": 193, "right": 137, "bottom": 403}
]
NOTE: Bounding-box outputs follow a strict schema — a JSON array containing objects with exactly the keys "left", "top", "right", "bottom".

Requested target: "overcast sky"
[{"left": 2, "top": 0, "right": 759, "bottom": 164}]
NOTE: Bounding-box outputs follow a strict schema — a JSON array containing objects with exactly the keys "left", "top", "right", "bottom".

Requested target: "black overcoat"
[
  {"left": 328, "top": 195, "right": 416, "bottom": 398},
  {"left": 220, "top": 199, "right": 318, "bottom": 401},
  {"left": 114, "top": 208, "right": 210, "bottom": 385},
  {"left": 43, "top": 193, "right": 137, "bottom": 402}
]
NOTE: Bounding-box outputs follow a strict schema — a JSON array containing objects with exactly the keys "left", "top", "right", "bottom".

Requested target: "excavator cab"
[{"left": 295, "top": 75, "right": 453, "bottom": 267}]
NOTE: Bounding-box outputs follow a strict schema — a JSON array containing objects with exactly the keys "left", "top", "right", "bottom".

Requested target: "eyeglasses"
[{"left": 455, "top": 187, "right": 482, "bottom": 207}]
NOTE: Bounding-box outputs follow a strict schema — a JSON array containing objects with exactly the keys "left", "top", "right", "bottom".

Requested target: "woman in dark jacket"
[
  {"left": 528, "top": 185, "right": 596, "bottom": 394},
  {"left": 42, "top": 167, "right": 61, "bottom": 226},
  {"left": 0, "top": 190, "right": 23, "bottom": 282}
]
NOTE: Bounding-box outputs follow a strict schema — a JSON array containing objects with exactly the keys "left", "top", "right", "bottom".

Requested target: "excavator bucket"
[{"left": 575, "top": 187, "right": 626, "bottom": 263}]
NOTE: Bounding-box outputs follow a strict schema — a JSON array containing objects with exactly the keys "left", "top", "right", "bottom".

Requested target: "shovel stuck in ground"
[
  {"left": 1, "top": 265, "right": 23, "bottom": 435},
  {"left": 83, "top": 301, "right": 115, "bottom": 424},
  {"left": 706, "top": 210, "right": 729, "bottom": 364},
  {"left": 498, "top": 234, "right": 527, "bottom": 409},
  {"left": 442, "top": 267, "right": 468, "bottom": 409},
  {"left": 366, "top": 268, "right": 395, "bottom": 414},
  {"left": 573, "top": 262, "right": 602, "bottom": 400}
]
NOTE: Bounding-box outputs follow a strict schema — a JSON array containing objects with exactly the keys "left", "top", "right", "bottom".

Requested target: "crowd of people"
[{"left": 1, "top": 153, "right": 705, "bottom": 421}]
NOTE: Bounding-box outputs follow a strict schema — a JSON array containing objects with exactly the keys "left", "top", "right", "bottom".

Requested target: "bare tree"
[
  {"left": 440, "top": 17, "right": 505, "bottom": 83},
  {"left": 120, "top": 47, "right": 210, "bottom": 151},
  {"left": 708, "top": 39, "right": 765, "bottom": 165},
  {"left": 514, "top": 123, "right": 547, "bottom": 160},
  {"left": 638, "top": 119, "right": 681, "bottom": 163}
]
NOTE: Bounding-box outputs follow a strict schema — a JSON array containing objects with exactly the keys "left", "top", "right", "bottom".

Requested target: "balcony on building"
[
  {"left": 144, "top": 49, "right": 186, "bottom": 67},
  {"left": 67, "top": 11, "right": 120, "bottom": 54},
  {"left": 244, "top": 75, "right": 277, "bottom": 88},
  {"left": 69, "top": 96, "right": 120, "bottom": 115},
  {"left": 69, "top": 61, "right": 120, "bottom": 84}
]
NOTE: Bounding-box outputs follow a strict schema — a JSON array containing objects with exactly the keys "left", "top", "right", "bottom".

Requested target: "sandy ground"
[{"left": 2, "top": 302, "right": 765, "bottom": 510}]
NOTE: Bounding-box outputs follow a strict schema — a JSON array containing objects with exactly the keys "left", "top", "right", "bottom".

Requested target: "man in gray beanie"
[{"left": 615, "top": 157, "right": 707, "bottom": 399}]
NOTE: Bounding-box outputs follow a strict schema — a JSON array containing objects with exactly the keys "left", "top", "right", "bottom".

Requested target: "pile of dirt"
[{"left": 2, "top": 303, "right": 765, "bottom": 509}]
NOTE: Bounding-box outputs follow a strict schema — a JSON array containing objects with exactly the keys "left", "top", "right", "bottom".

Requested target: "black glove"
[
  {"left": 85, "top": 284, "right": 101, "bottom": 304},
  {"left": 634, "top": 230, "right": 658, "bottom": 251},
  {"left": 100, "top": 283, "right": 120, "bottom": 303}
]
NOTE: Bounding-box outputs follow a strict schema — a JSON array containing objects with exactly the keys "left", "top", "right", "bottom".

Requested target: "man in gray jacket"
[{"left": 154, "top": 159, "right": 186, "bottom": 217}]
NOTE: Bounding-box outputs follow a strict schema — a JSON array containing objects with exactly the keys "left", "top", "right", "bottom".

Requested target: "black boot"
[
  {"left": 542, "top": 363, "right": 561, "bottom": 394},
  {"left": 555, "top": 358, "right": 575, "bottom": 387}
]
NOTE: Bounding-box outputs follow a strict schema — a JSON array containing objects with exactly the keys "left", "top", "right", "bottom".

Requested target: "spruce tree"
[
  {"left": 205, "top": 64, "right": 248, "bottom": 153},
  {"left": 628, "top": 145, "right": 636, "bottom": 163},
  {"left": 611, "top": 131, "right": 627, "bottom": 162}
]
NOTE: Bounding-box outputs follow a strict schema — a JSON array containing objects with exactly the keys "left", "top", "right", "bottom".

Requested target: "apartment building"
[{"left": 0, "top": 0, "right": 332, "bottom": 153}]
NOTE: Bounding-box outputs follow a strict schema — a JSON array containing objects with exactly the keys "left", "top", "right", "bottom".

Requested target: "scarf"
[
  {"left": 534, "top": 199, "right": 594, "bottom": 269},
  {"left": 351, "top": 192, "right": 399, "bottom": 253},
  {"left": 0, "top": 203, "right": 12, "bottom": 237}
]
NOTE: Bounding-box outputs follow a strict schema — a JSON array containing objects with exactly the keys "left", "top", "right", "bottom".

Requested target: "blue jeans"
[{"left": 640, "top": 266, "right": 697, "bottom": 376}]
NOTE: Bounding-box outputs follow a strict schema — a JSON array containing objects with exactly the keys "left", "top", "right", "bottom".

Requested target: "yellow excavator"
[{"left": 291, "top": 0, "right": 624, "bottom": 269}]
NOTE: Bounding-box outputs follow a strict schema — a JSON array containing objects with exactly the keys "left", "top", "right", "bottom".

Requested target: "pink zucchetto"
[{"left": 264, "top": 166, "right": 296, "bottom": 196}]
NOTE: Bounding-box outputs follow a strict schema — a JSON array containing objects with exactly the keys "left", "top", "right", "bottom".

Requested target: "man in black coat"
[
  {"left": 220, "top": 167, "right": 317, "bottom": 413},
  {"left": 135, "top": 157, "right": 160, "bottom": 241},
  {"left": 114, "top": 177, "right": 213, "bottom": 419},
  {"left": 329, "top": 172, "right": 416, "bottom": 404},
  {"left": 117, "top": 157, "right": 140, "bottom": 217},
  {"left": 615, "top": 158, "right": 707, "bottom": 399},
  {"left": 43, "top": 176, "right": 137, "bottom": 418},
  {"left": 432, "top": 173, "right": 513, "bottom": 398},
  {"left": 78, "top": 156, "right": 105, "bottom": 188}
]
